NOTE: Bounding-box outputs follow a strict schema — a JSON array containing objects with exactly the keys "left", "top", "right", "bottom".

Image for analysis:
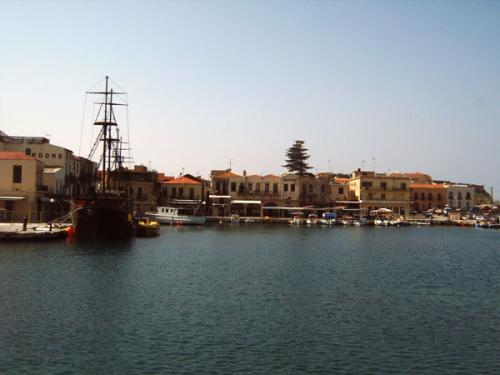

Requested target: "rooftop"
[{"left": 166, "top": 175, "right": 201, "bottom": 185}]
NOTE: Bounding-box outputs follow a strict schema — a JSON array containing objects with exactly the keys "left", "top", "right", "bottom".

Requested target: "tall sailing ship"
[{"left": 71, "top": 76, "right": 134, "bottom": 240}]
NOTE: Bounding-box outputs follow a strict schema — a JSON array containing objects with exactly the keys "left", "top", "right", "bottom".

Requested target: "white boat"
[
  {"left": 306, "top": 214, "right": 319, "bottom": 225},
  {"left": 289, "top": 214, "right": 304, "bottom": 225},
  {"left": 320, "top": 212, "right": 336, "bottom": 225},
  {"left": 354, "top": 218, "right": 368, "bottom": 226},
  {"left": 146, "top": 207, "right": 206, "bottom": 225},
  {"left": 374, "top": 219, "right": 389, "bottom": 226}
]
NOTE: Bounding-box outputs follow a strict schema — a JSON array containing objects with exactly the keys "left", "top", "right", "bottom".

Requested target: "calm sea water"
[{"left": 0, "top": 225, "right": 499, "bottom": 374}]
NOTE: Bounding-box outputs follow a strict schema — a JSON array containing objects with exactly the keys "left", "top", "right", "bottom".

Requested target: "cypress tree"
[{"left": 282, "top": 140, "right": 312, "bottom": 175}]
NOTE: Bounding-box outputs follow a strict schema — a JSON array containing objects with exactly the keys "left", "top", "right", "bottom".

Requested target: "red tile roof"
[
  {"left": 0, "top": 151, "right": 36, "bottom": 160},
  {"left": 165, "top": 175, "right": 201, "bottom": 185}
]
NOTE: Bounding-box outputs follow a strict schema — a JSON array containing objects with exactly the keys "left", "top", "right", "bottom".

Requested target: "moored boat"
[
  {"left": 71, "top": 76, "right": 134, "bottom": 240},
  {"left": 136, "top": 218, "right": 160, "bottom": 237},
  {"left": 146, "top": 207, "right": 206, "bottom": 225}
]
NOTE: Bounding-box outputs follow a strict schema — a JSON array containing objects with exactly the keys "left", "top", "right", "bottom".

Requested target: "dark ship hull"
[{"left": 72, "top": 194, "right": 133, "bottom": 240}]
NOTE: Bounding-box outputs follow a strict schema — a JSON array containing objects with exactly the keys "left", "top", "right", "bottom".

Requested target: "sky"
[{"left": 0, "top": 0, "right": 499, "bottom": 196}]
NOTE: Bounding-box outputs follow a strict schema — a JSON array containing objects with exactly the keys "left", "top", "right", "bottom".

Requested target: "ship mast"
[{"left": 88, "top": 76, "right": 127, "bottom": 193}]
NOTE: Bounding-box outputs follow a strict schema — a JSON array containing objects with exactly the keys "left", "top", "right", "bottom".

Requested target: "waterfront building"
[
  {"left": 111, "top": 165, "right": 160, "bottom": 214},
  {"left": 410, "top": 183, "right": 447, "bottom": 212},
  {"left": 0, "top": 151, "right": 45, "bottom": 220},
  {"left": 445, "top": 183, "right": 475, "bottom": 210},
  {"left": 163, "top": 174, "right": 204, "bottom": 201},
  {"left": 0, "top": 132, "right": 97, "bottom": 198},
  {"left": 338, "top": 169, "right": 411, "bottom": 217},
  {"left": 209, "top": 169, "right": 332, "bottom": 217},
  {"left": 331, "top": 177, "right": 351, "bottom": 204}
]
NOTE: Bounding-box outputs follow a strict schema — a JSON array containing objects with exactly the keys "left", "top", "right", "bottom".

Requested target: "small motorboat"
[
  {"left": 320, "top": 212, "right": 336, "bottom": 225},
  {"left": 136, "top": 218, "right": 160, "bottom": 237},
  {"left": 289, "top": 213, "right": 304, "bottom": 225},
  {"left": 306, "top": 214, "right": 319, "bottom": 225}
]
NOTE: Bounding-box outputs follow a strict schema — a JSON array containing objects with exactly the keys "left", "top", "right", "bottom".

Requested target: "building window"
[
  {"left": 414, "top": 193, "right": 419, "bottom": 200},
  {"left": 58, "top": 154, "right": 62, "bottom": 159},
  {"left": 361, "top": 181, "right": 373, "bottom": 188},
  {"left": 179, "top": 187, "right": 184, "bottom": 197},
  {"left": 458, "top": 192, "right": 462, "bottom": 200},
  {"left": 264, "top": 183, "right": 270, "bottom": 193},
  {"left": 308, "top": 185, "right": 313, "bottom": 193},
  {"left": 238, "top": 183, "right": 244, "bottom": 193},
  {"left": 428, "top": 193, "right": 433, "bottom": 201},
  {"left": 255, "top": 183, "right": 261, "bottom": 192},
  {"left": 38, "top": 153, "right": 43, "bottom": 158},
  {"left": 137, "top": 187, "right": 143, "bottom": 199},
  {"left": 45, "top": 153, "right": 49, "bottom": 158},
  {"left": 401, "top": 183, "right": 407, "bottom": 190},
  {"left": 248, "top": 183, "right": 253, "bottom": 192},
  {"left": 338, "top": 187, "right": 344, "bottom": 194},
  {"left": 13, "top": 165, "right": 22, "bottom": 183},
  {"left": 437, "top": 193, "right": 442, "bottom": 201},
  {"left": 449, "top": 192, "right": 454, "bottom": 200},
  {"left": 25, "top": 148, "right": 31, "bottom": 156},
  {"left": 273, "top": 183, "right": 278, "bottom": 194},
  {"left": 189, "top": 188, "right": 194, "bottom": 199},
  {"left": 231, "top": 182, "right": 237, "bottom": 192},
  {"left": 291, "top": 184, "right": 295, "bottom": 192},
  {"left": 381, "top": 182, "right": 387, "bottom": 190},
  {"left": 51, "top": 153, "right": 56, "bottom": 158},
  {"left": 466, "top": 192, "right": 471, "bottom": 200},
  {"left": 171, "top": 187, "right": 177, "bottom": 197},
  {"left": 421, "top": 193, "right": 425, "bottom": 200},
  {"left": 284, "top": 183, "right": 288, "bottom": 192},
  {"left": 381, "top": 193, "right": 386, "bottom": 200}
]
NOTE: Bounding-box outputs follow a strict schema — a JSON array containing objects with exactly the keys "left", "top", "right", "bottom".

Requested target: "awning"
[
  {"left": 209, "top": 195, "right": 231, "bottom": 199},
  {"left": 168, "top": 199, "right": 202, "bottom": 204},
  {"left": 262, "top": 206, "right": 314, "bottom": 210},
  {"left": 0, "top": 196, "right": 26, "bottom": 201},
  {"left": 231, "top": 200, "right": 261, "bottom": 205}
]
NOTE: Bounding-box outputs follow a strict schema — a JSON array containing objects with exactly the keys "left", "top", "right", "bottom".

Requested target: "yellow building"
[
  {"left": 0, "top": 151, "right": 45, "bottom": 220},
  {"left": 336, "top": 170, "right": 411, "bottom": 217},
  {"left": 210, "top": 169, "right": 332, "bottom": 217}
]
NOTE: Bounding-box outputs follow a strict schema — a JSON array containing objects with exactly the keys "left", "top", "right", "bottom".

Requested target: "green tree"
[{"left": 283, "top": 140, "right": 313, "bottom": 175}]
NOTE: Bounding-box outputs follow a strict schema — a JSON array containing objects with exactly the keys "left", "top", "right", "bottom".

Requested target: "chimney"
[{"left": 243, "top": 170, "right": 247, "bottom": 177}]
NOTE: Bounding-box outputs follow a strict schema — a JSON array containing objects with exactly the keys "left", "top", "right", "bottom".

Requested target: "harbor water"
[{"left": 1, "top": 225, "right": 499, "bottom": 374}]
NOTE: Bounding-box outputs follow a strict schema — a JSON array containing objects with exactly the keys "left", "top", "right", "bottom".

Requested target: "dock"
[{"left": 0, "top": 223, "right": 68, "bottom": 241}]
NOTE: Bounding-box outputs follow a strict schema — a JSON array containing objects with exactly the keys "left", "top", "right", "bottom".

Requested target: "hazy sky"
[{"left": 1, "top": 0, "right": 499, "bottom": 196}]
